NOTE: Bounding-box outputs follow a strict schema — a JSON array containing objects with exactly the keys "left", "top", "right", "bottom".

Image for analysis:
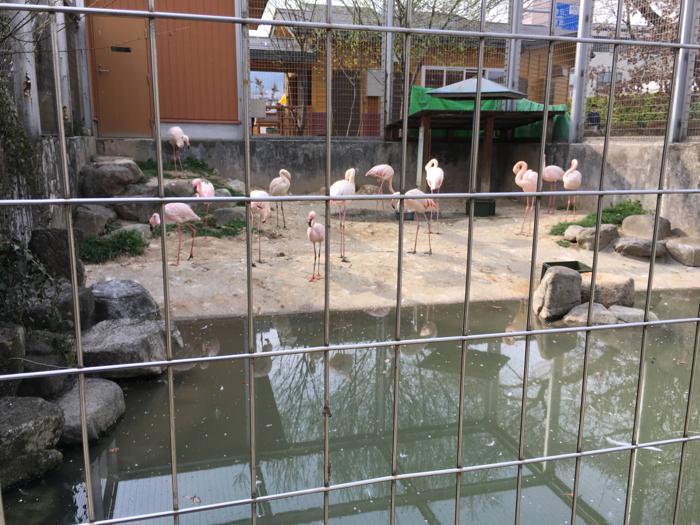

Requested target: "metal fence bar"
[
  {"left": 146, "top": 2, "right": 180, "bottom": 520},
  {"left": 622, "top": 2, "right": 688, "bottom": 520},
  {"left": 569, "top": 0, "right": 625, "bottom": 520},
  {"left": 48, "top": 2, "right": 95, "bottom": 521},
  {"left": 672, "top": 303, "right": 700, "bottom": 524}
]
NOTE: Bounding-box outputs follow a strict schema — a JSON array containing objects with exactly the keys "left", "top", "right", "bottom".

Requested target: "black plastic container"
[
  {"left": 540, "top": 260, "right": 593, "bottom": 280},
  {"left": 467, "top": 198, "right": 496, "bottom": 217},
  {"left": 394, "top": 211, "right": 416, "bottom": 221}
]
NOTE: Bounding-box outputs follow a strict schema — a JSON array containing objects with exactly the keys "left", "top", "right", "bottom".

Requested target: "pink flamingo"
[
  {"left": 513, "top": 161, "right": 538, "bottom": 236},
  {"left": 365, "top": 164, "right": 395, "bottom": 210},
  {"left": 192, "top": 178, "right": 215, "bottom": 235},
  {"left": 391, "top": 188, "right": 437, "bottom": 255},
  {"left": 425, "top": 159, "right": 444, "bottom": 232},
  {"left": 563, "top": 159, "right": 582, "bottom": 221},
  {"left": 542, "top": 155, "right": 564, "bottom": 214},
  {"left": 269, "top": 169, "right": 292, "bottom": 229},
  {"left": 250, "top": 190, "right": 271, "bottom": 264},
  {"left": 166, "top": 126, "right": 190, "bottom": 175},
  {"left": 149, "top": 202, "right": 200, "bottom": 266},
  {"left": 306, "top": 210, "right": 325, "bottom": 282},
  {"left": 330, "top": 168, "right": 356, "bottom": 262}
]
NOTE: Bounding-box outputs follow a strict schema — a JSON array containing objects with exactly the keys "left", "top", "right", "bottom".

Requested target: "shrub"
[
  {"left": 550, "top": 200, "right": 645, "bottom": 235},
  {"left": 80, "top": 230, "right": 149, "bottom": 263}
]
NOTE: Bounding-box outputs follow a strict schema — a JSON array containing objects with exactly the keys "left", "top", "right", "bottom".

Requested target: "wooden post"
[{"left": 416, "top": 114, "right": 431, "bottom": 189}]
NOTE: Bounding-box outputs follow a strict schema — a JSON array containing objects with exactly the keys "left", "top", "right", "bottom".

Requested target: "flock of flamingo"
[{"left": 149, "top": 127, "right": 583, "bottom": 279}]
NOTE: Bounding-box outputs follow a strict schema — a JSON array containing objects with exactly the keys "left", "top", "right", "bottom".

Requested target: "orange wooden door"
[{"left": 90, "top": 15, "right": 153, "bottom": 137}]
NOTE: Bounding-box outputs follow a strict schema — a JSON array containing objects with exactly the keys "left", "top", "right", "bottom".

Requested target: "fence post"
[
  {"left": 55, "top": 9, "right": 73, "bottom": 134},
  {"left": 74, "top": 0, "right": 95, "bottom": 136},
  {"left": 506, "top": 0, "right": 522, "bottom": 98},
  {"left": 383, "top": 0, "right": 394, "bottom": 135},
  {"left": 669, "top": 0, "right": 697, "bottom": 143},
  {"left": 569, "top": 0, "right": 593, "bottom": 143}
]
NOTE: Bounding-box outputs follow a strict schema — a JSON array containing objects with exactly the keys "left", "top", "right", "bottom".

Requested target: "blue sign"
[{"left": 555, "top": 2, "right": 579, "bottom": 31}]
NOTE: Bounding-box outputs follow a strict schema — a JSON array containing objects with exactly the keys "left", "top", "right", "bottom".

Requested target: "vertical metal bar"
[
  {"left": 48, "top": 3, "right": 95, "bottom": 521},
  {"left": 669, "top": 0, "right": 697, "bottom": 142},
  {"left": 672, "top": 304, "right": 700, "bottom": 524},
  {"left": 240, "top": 0, "right": 257, "bottom": 520},
  {"left": 514, "top": 1, "right": 557, "bottom": 522},
  {"left": 323, "top": 3, "right": 332, "bottom": 523},
  {"left": 506, "top": 0, "right": 522, "bottom": 96},
  {"left": 383, "top": 0, "right": 394, "bottom": 135},
  {"left": 389, "top": 1, "right": 411, "bottom": 521},
  {"left": 454, "top": 1, "right": 487, "bottom": 522},
  {"left": 146, "top": 2, "right": 179, "bottom": 521},
  {"left": 569, "top": 0, "right": 593, "bottom": 142},
  {"left": 0, "top": 480, "right": 4, "bottom": 525},
  {"left": 622, "top": 6, "right": 687, "bottom": 522},
  {"left": 569, "top": 0, "right": 624, "bottom": 521}
]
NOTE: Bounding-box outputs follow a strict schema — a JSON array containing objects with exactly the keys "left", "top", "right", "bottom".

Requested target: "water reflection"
[{"left": 3, "top": 290, "right": 700, "bottom": 524}]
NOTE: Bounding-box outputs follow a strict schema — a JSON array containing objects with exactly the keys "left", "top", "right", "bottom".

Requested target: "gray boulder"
[
  {"left": 0, "top": 323, "right": 26, "bottom": 397},
  {"left": 0, "top": 397, "right": 64, "bottom": 489},
  {"left": 91, "top": 280, "right": 160, "bottom": 323},
  {"left": 226, "top": 179, "right": 246, "bottom": 195},
  {"left": 581, "top": 273, "right": 634, "bottom": 307},
  {"left": 29, "top": 229, "right": 85, "bottom": 286},
  {"left": 113, "top": 183, "right": 158, "bottom": 223},
  {"left": 563, "top": 224, "right": 584, "bottom": 242},
  {"left": 210, "top": 188, "right": 234, "bottom": 211},
  {"left": 621, "top": 214, "right": 672, "bottom": 240},
  {"left": 110, "top": 223, "right": 152, "bottom": 244},
  {"left": 18, "top": 331, "right": 75, "bottom": 399},
  {"left": 563, "top": 302, "right": 619, "bottom": 325},
  {"left": 666, "top": 237, "right": 700, "bottom": 267},
  {"left": 614, "top": 237, "right": 668, "bottom": 258},
  {"left": 609, "top": 305, "right": 659, "bottom": 323},
  {"left": 533, "top": 267, "right": 582, "bottom": 321},
  {"left": 73, "top": 205, "right": 117, "bottom": 237},
  {"left": 25, "top": 280, "right": 95, "bottom": 332},
  {"left": 164, "top": 180, "right": 195, "bottom": 198},
  {"left": 576, "top": 224, "right": 619, "bottom": 250},
  {"left": 56, "top": 378, "right": 125, "bottom": 444},
  {"left": 214, "top": 206, "right": 247, "bottom": 227},
  {"left": 82, "top": 319, "right": 183, "bottom": 377},
  {"left": 79, "top": 157, "right": 144, "bottom": 197}
]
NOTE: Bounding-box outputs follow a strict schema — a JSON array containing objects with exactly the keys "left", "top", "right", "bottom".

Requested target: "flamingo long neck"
[
  {"left": 565, "top": 159, "right": 578, "bottom": 177},
  {"left": 387, "top": 176, "right": 395, "bottom": 194},
  {"left": 515, "top": 162, "right": 528, "bottom": 185}
]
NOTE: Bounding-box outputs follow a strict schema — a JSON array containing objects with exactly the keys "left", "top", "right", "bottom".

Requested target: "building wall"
[{"left": 520, "top": 43, "right": 576, "bottom": 104}]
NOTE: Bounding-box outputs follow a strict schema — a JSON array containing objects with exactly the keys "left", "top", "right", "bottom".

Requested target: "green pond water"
[{"left": 3, "top": 290, "right": 700, "bottom": 525}]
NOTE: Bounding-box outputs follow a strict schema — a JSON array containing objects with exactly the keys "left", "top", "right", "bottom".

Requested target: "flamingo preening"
[
  {"left": 365, "top": 164, "right": 395, "bottom": 210},
  {"left": 192, "top": 178, "right": 215, "bottom": 235},
  {"left": 307, "top": 210, "right": 325, "bottom": 282},
  {"left": 425, "top": 159, "right": 444, "bottom": 232},
  {"left": 250, "top": 190, "right": 271, "bottom": 263},
  {"left": 542, "top": 155, "right": 564, "bottom": 214},
  {"left": 166, "top": 126, "right": 190, "bottom": 175},
  {"left": 269, "top": 169, "right": 291, "bottom": 228},
  {"left": 513, "top": 161, "right": 538, "bottom": 236},
  {"left": 330, "top": 168, "right": 356, "bottom": 261},
  {"left": 149, "top": 202, "right": 200, "bottom": 266},
  {"left": 563, "top": 159, "right": 582, "bottom": 221},
  {"left": 391, "top": 188, "right": 437, "bottom": 255}
]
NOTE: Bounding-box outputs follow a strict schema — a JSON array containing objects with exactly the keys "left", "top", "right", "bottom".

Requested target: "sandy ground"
[{"left": 85, "top": 199, "right": 700, "bottom": 319}]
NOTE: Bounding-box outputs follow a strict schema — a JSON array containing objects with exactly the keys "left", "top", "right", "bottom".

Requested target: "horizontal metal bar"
[
  {"left": 0, "top": 3, "right": 698, "bottom": 50},
  {"left": 1, "top": 187, "right": 699, "bottom": 208},
  {"left": 2, "top": 315, "right": 698, "bottom": 383},
  {"left": 83, "top": 433, "right": 700, "bottom": 525}
]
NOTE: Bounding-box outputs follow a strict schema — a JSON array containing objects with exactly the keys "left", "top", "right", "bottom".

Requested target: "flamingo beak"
[
  {"left": 149, "top": 223, "right": 155, "bottom": 232},
  {"left": 308, "top": 219, "right": 312, "bottom": 227}
]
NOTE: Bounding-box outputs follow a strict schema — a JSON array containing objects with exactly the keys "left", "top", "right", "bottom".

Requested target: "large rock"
[
  {"left": 614, "top": 237, "right": 668, "bottom": 258},
  {"left": 82, "top": 319, "right": 183, "bottom": 377},
  {"left": 581, "top": 273, "right": 634, "bottom": 307},
  {"left": 0, "top": 397, "right": 64, "bottom": 489},
  {"left": 666, "top": 237, "right": 700, "bottom": 267},
  {"left": 73, "top": 205, "right": 117, "bottom": 237},
  {"left": 576, "top": 224, "right": 619, "bottom": 250},
  {"left": 91, "top": 280, "right": 161, "bottom": 323},
  {"left": 79, "top": 157, "right": 144, "bottom": 197},
  {"left": 213, "top": 206, "right": 247, "bottom": 227},
  {"left": 621, "top": 214, "right": 672, "bottom": 240},
  {"left": 563, "top": 302, "right": 619, "bottom": 325},
  {"left": 225, "top": 179, "right": 246, "bottom": 195},
  {"left": 113, "top": 183, "right": 158, "bottom": 223},
  {"left": 164, "top": 180, "right": 195, "bottom": 198},
  {"left": 18, "top": 331, "right": 76, "bottom": 399},
  {"left": 533, "top": 267, "right": 582, "bottom": 321},
  {"left": 55, "top": 378, "right": 125, "bottom": 444},
  {"left": 0, "top": 323, "right": 26, "bottom": 397},
  {"left": 609, "top": 305, "right": 659, "bottom": 323},
  {"left": 29, "top": 229, "right": 85, "bottom": 286},
  {"left": 110, "top": 223, "right": 152, "bottom": 244},
  {"left": 564, "top": 224, "right": 584, "bottom": 242},
  {"left": 211, "top": 188, "right": 234, "bottom": 211},
  {"left": 25, "top": 280, "right": 95, "bottom": 332}
]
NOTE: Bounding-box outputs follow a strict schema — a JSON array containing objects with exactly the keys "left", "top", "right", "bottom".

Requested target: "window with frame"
[{"left": 421, "top": 66, "right": 506, "bottom": 88}]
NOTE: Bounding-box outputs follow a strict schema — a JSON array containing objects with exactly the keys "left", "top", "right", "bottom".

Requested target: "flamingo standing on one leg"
[
  {"left": 307, "top": 210, "right": 325, "bottom": 282},
  {"left": 250, "top": 190, "right": 271, "bottom": 264},
  {"left": 425, "top": 159, "right": 444, "bottom": 233},
  {"left": 149, "top": 202, "right": 200, "bottom": 266},
  {"left": 513, "top": 161, "right": 538, "bottom": 236},
  {"left": 542, "top": 155, "right": 564, "bottom": 214},
  {"left": 330, "top": 168, "right": 356, "bottom": 262},
  {"left": 192, "top": 177, "right": 215, "bottom": 236},
  {"left": 269, "top": 169, "right": 291, "bottom": 229},
  {"left": 166, "top": 126, "right": 190, "bottom": 176},
  {"left": 365, "top": 164, "right": 395, "bottom": 211},
  {"left": 391, "top": 188, "right": 437, "bottom": 255},
  {"left": 563, "top": 159, "right": 582, "bottom": 222}
]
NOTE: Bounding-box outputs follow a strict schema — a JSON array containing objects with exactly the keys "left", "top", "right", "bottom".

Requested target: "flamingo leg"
[
  {"left": 425, "top": 210, "right": 433, "bottom": 255},
  {"left": 175, "top": 224, "right": 183, "bottom": 266},
  {"left": 309, "top": 243, "right": 317, "bottom": 282},
  {"left": 317, "top": 241, "right": 323, "bottom": 278},
  {"left": 519, "top": 197, "right": 530, "bottom": 235},
  {"left": 187, "top": 223, "right": 197, "bottom": 260},
  {"left": 341, "top": 205, "right": 349, "bottom": 261},
  {"left": 436, "top": 188, "right": 441, "bottom": 233},
  {"left": 275, "top": 203, "right": 279, "bottom": 228},
  {"left": 202, "top": 203, "right": 210, "bottom": 240},
  {"left": 411, "top": 212, "right": 420, "bottom": 254},
  {"left": 565, "top": 196, "right": 572, "bottom": 222},
  {"left": 281, "top": 202, "right": 286, "bottom": 229},
  {"left": 257, "top": 214, "right": 263, "bottom": 263},
  {"left": 378, "top": 180, "right": 385, "bottom": 210}
]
